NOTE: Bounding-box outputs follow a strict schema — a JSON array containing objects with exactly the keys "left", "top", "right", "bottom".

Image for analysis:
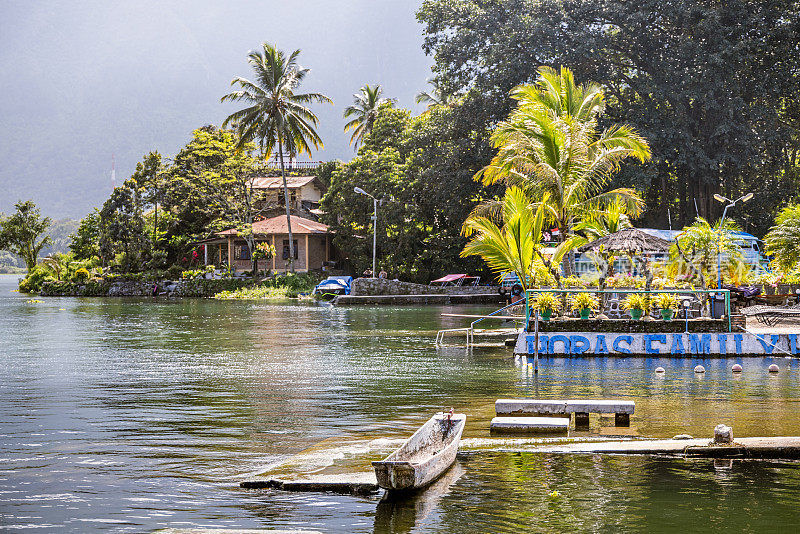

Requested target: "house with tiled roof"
[{"left": 200, "top": 214, "right": 339, "bottom": 273}]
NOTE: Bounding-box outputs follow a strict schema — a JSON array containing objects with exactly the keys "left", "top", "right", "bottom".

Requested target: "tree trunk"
[{"left": 278, "top": 140, "right": 295, "bottom": 273}]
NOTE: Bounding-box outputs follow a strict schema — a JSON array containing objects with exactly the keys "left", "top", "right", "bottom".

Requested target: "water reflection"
[
  {"left": 3, "top": 275, "right": 800, "bottom": 532},
  {"left": 373, "top": 462, "right": 465, "bottom": 534}
]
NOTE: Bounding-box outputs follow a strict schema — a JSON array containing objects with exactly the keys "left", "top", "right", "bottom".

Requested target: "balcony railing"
[{"left": 264, "top": 160, "right": 322, "bottom": 170}]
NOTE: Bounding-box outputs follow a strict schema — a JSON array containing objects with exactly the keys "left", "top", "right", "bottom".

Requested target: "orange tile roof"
[{"left": 218, "top": 215, "right": 330, "bottom": 236}]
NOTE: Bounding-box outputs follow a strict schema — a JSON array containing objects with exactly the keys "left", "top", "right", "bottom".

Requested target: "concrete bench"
[
  {"left": 495, "top": 399, "right": 635, "bottom": 427},
  {"left": 490, "top": 416, "right": 570, "bottom": 434}
]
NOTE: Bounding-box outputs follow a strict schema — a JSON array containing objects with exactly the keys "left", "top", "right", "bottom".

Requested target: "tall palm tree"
[
  {"left": 461, "top": 187, "right": 565, "bottom": 292},
  {"left": 473, "top": 65, "right": 651, "bottom": 274},
  {"left": 415, "top": 79, "right": 458, "bottom": 109},
  {"left": 343, "top": 84, "right": 392, "bottom": 148},
  {"left": 221, "top": 43, "right": 331, "bottom": 272}
]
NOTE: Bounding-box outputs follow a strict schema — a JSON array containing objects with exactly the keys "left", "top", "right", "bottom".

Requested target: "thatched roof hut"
[{"left": 580, "top": 227, "right": 671, "bottom": 254}]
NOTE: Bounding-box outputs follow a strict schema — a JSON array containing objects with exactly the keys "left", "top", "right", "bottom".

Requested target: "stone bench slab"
[
  {"left": 490, "top": 416, "right": 570, "bottom": 433},
  {"left": 495, "top": 399, "right": 634, "bottom": 415}
]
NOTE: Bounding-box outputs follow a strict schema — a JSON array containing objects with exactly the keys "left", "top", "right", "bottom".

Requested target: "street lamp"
[
  {"left": 354, "top": 187, "right": 380, "bottom": 277},
  {"left": 713, "top": 192, "right": 754, "bottom": 290}
]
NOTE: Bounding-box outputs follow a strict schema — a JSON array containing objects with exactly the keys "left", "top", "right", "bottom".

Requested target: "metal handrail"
[
  {"left": 524, "top": 288, "right": 732, "bottom": 332},
  {"left": 470, "top": 300, "right": 524, "bottom": 330},
  {"left": 437, "top": 300, "right": 525, "bottom": 346}
]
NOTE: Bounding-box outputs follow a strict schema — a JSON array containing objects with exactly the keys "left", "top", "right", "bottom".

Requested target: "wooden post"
[
  {"left": 305, "top": 234, "right": 309, "bottom": 271},
  {"left": 227, "top": 237, "right": 233, "bottom": 269},
  {"left": 534, "top": 310, "right": 539, "bottom": 374},
  {"left": 272, "top": 235, "right": 276, "bottom": 272}
]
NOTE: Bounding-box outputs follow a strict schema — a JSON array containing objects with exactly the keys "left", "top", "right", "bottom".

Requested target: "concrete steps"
[{"left": 490, "top": 416, "right": 570, "bottom": 433}]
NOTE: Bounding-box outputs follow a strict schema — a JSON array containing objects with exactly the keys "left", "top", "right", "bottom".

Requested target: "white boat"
[{"left": 372, "top": 412, "right": 466, "bottom": 491}]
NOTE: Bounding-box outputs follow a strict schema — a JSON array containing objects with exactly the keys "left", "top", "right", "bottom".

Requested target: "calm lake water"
[{"left": 3, "top": 273, "right": 800, "bottom": 533}]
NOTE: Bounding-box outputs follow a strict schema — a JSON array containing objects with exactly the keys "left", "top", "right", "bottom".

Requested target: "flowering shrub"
[{"left": 72, "top": 268, "right": 90, "bottom": 282}]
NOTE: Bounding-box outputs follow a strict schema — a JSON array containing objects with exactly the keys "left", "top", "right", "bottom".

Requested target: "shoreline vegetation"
[
  {"left": 2, "top": 7, "right": 800, "bottom": 298},
  {"left": 34, "top": 271, "right": 321, "bottom": 300},
  {"left": 213, "top": 273, "right": 318, "bottom": 300}
]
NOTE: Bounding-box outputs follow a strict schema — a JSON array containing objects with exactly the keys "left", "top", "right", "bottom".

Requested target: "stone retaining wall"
[
  {"left": 350, "top": 277, "right": 497, "bottom": 296},
  {"left": 40, "top": 278, "right": 253, "bottom": 298}
]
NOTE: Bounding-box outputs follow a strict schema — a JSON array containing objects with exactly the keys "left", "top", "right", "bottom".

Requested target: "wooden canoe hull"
[{"left": 372, "top": 413, "right": 466, "bottom": 491}]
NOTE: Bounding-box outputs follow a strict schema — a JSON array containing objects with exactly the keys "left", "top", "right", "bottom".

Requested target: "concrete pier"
[
  {"left": 240, "top": 472, "right": 379, "bottom": 495},
  {"left": 538, "top": 436, "right": 800, "bottom": 458}
]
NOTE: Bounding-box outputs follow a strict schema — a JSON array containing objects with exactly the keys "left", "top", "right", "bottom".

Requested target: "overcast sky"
[{"left": 0, "top": 0, "right": 433, "bottom": 218}]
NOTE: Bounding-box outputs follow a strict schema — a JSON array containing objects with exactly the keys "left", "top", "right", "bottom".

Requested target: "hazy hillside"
[{"left": 0, "top": 1, "right": 433, "bottom": 219}]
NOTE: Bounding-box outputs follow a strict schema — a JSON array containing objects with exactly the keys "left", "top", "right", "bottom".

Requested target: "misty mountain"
[{"left": 0, "top": 0, "right": 433, "bottom": 219}]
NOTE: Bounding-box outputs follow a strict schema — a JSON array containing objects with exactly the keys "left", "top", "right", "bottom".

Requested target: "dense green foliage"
[
  {"left": 321, "top": 102, "right": 494, "bottom": 282},
  {"left": 418, "top": 0, "right": 800, "bottom": 234}
]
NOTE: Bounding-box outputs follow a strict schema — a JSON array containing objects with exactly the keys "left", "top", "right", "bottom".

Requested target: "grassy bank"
[{"left": 213, "top": 273, "right": 320, "bottom": 300}]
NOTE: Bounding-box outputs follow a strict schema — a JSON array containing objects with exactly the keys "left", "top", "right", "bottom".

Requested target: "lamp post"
[
  {"left": 713, "top": 192, "right": 753, "bottom": 290},
  {"left": 354, "top": 187, "right": 379, "bottom": 277}
]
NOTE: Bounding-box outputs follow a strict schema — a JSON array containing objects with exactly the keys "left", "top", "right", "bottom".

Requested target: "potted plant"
[
  {"left": 620, "top": 293, "right": 648, "bottom": 320},
  {"left": 652, "top": 293, "right": 679, "bottom": 320},
  {"left": 531, "top": 293, "right": 561, "bottom": 321},
  {"left": 569, "top": 292, "right": 599, "bottom": 319}
]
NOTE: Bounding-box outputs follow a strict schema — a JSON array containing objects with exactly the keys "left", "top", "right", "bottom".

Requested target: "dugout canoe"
[{"left": 372, "top": 412, "right": 466, "bottom": 491}]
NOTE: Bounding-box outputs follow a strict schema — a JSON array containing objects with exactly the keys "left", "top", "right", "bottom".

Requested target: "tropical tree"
[
  {"left": 343, "top": 84, "right": 393, "bottom": 148},
  {"left": 668, "top": 217, "right": 744, "bottom": 289},
  {"left": 765, "top": 204, "right": 800, "bottom": 272},
  {"left": 461, "top": 187, "right": 564, "bottom": 292},
  {"left": 415, "top": 79, "right": 458, "bottom": 109},
  {"left": 221, "top": 43, "right": 332, "bottom": 271},
  {"left": 473, "top": 66, "right": 651, "bottom": 274},
  {"left": 571, "top": 198, "right": 634, "bottom": 242},
  {"left": 0, "top": 200, "right": 52, "bottom": 273}
]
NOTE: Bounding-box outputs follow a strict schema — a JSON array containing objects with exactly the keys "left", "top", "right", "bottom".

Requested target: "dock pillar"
[
  {"left": 615, "top": 413, "right": 630, "bottom": 427},
  {"left": 574, "top": 412, "right": 590, "bottom": 429}
]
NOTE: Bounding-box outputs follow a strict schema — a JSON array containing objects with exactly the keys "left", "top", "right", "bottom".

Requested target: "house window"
[
  {"left": 282, "top": 239, "right": 299, "bottom": 260},
  {"left": 235, "top": 244, "right": 251, "bottom": 260},
  {"left": 278, "top": 191, "right": 297, "bottom": 206}
]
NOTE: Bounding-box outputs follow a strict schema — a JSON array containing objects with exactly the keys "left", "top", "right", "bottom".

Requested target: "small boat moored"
[{"left": 372, "top": 411, "right": 466, "bottom": 492}]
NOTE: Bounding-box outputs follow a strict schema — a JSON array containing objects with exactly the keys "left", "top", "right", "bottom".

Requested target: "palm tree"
[
  {"left": 765, "top": 204, "right": 800, "bottom": 272},
  {"left": 415, "top": 79, "right": 458, "bottom": 109},
  {"left": 473, "top": 66, "right": 651, "bottom": 274},
  {"left": 221, "top": 43, "right": 332, "bottom": 272},
  {"left": 461, "top": 187, "right": 565, "bottom": 292},
  {"left": 343, "top": 84, "right": 392, "bottom": 148},
  {"left": 572, "top": 198, "right": 634, "bottom": 241}
]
